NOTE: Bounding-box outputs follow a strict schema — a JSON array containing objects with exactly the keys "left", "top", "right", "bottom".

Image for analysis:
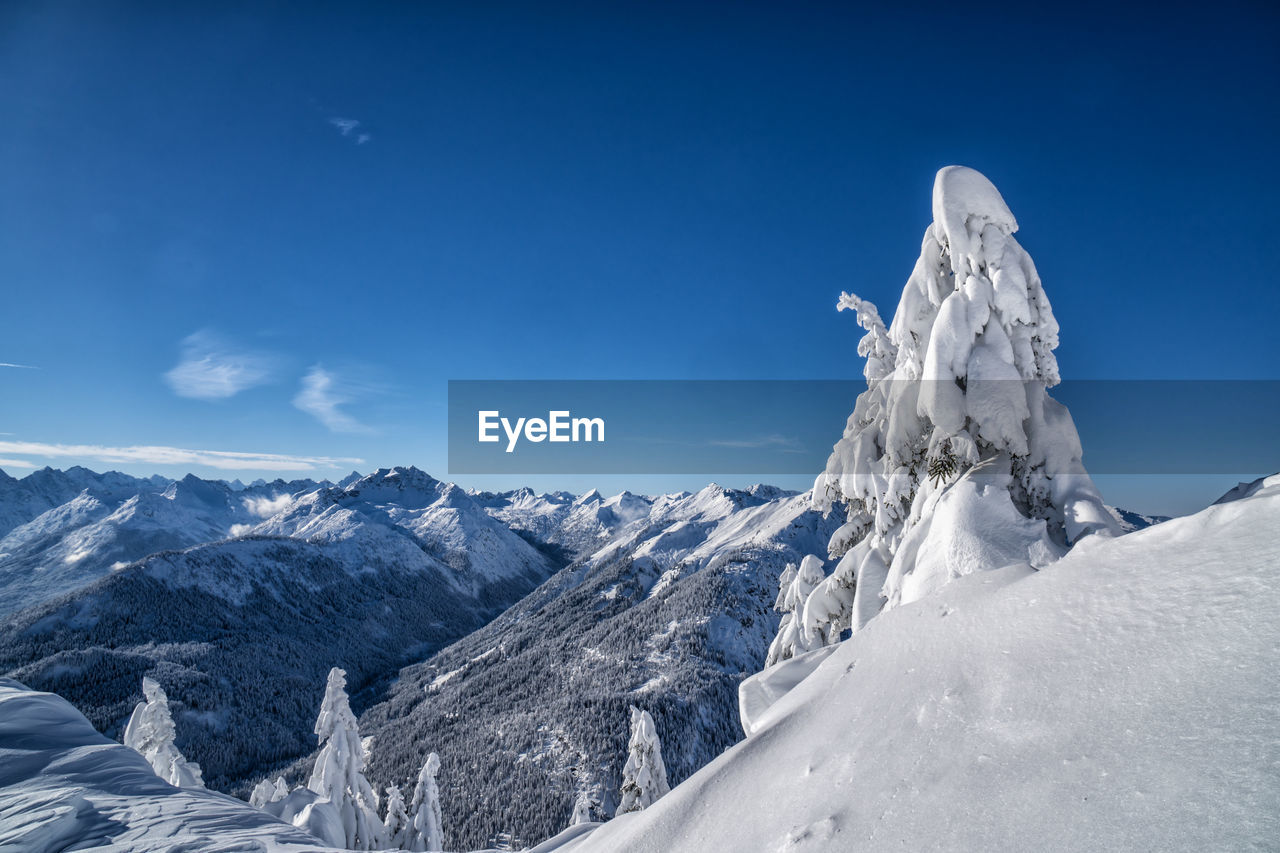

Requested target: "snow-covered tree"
[
  {"left": 406, "top": 752, "right": 444, "bottom": 852},
  {"left": 249, "top": 776, "right": 290, "bottom": 808},
  {"left": 806, "top": 165, "right": 1120, "bottom": 640},
  {"left": 570, "top": 790, "right": 596, "bottom": 825},
  {"left": 307, "top": 667, "right": 385, "bottom": 850},
  {"left": 382, "top": 784, "right": 410, "bottom": 849},
  {"left": 617, "top": 706, "right": 669, "bottom": 814},
  {"left": 122, "top": 677, "right": 205, "bottom": 789},
  {"left": 765, "top": 555, "right": 828, "bottom": 665}
]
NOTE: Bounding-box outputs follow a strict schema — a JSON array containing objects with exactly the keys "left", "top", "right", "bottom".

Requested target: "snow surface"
[
  {"left": 0, "top": 678, "right": 337, "bottom": 852},
  {"left": 548, "top": 476, "right": 1280, "bottom": 852}
]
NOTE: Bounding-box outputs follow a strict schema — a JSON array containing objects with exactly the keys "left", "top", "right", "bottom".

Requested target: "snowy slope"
[
  {"left": 550, "top": 476, "right": 1280, "bottom": 853},
  {"left": 357, "top": 485, "right": 845, "bottom": 851},
  {"left": 0, "top": 678, "right": 336, "bottom": 853}
]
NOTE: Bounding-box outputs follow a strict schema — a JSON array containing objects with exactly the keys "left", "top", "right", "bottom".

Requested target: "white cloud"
[
  {"left": 708, "top": 435, "right": 806, "bottom": 453},
  {"left": 293, "top": 366, "right": 371, "bottom": 433},
  {"left": 164, "top": 331, "right": 278, "bottom": 400},
  {"left": 243, "top": 493, "right": 294, "bottom": 518},
  {"left": 330, "top": 117, "right": 359, "bottom": 136},
  {"left": 0, "top": 362, "right": 37, "bottom": 369},
  {"left": 329, "top": 117, "right": 371, "bottom": 145},
  {"left": 0, "top": 440, "right": 362, "bottom": 472},
  {"left": 0, "top": 457, "right": 37, "bottom": 468}
]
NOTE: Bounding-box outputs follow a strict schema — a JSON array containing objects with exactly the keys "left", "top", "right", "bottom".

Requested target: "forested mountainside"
[
  {"left": 0, "top": 468, "right": 557, "bottom": 791},
  {"left": 357, "top": 485, "right": 844, "bottom": 850}
]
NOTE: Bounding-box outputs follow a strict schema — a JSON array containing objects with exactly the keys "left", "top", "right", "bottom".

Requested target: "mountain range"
[{"left": 0, "top": 465, "right": 1167, "bottom": 849}]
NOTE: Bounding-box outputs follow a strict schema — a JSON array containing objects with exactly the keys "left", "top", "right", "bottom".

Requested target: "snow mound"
[
  {"left": 0, "top": 678, "right": 336, "bottom": 852},
  {"left": 1213, "top": 472, "right": 1280, "bottom": 505},
  {"left": 555, "top": 478, "right": 1280, "bottom": 852}
]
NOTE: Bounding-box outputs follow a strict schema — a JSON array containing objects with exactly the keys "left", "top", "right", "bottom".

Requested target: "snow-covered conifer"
[
  {"left": 617, "top": 706, "right": 669, "bottom": 814},
  {"left": 765, "top": 555, "right": 827, "bottom": 665},
  {"left": 382, "top": 784, "right": 410, "bottom": 849},
  {"left": 570, "top": 790, "right": 595, "bottom": 825},
  {"left": 249, "top": 776, "right": 289, "bottom": 808},
  {"left": 807, "top": 166, "right": 1119, "bottom": 640},
  {"left": 122, "top": 677, "right": 205, "bottom": 789},
  {"left": 406, "top": 752, "right": 444, "bottom": 852},
  {"left": 307, "top": 667, "right": 384, "bottom": 850}
]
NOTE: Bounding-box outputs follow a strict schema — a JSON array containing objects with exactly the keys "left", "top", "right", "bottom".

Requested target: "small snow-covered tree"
[
  {"left": 382, "top": 784, "right": 410, "bottom": 849},
  {"left": 406, "top": 752, "right": 444, "bottom": 852},
  {"left": 122, "top": 677, "right": 205, "bottom": 789},
  {"left": 570, "top": 790, "right": 595, "bottom": 825},
  {"left": 307, "top": 667, "right": 384, "bottom": 850},
  {"left": 765, "top": 555, "right": 828, "bottom": 665},
  {"left": 617, "top": 706, "right": 669, "bottom": 814},
  {"left": 249, "top": 776, "right": 289, "bottom": 808},
  {"left": 806, "top": 166, "right": 1119, "bottom": 641}
]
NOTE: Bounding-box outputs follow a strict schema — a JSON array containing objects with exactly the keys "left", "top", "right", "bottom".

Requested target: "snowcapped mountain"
[
  {"left": 356, "top": 483, "right": 846, "bottom": 851},
  {"left": 1106, "top": 504, "right": 1170, "bottom": 532},
  {"left": 246, "top": 467, "right": 552, "bottom": 595},
  {"left": 0, "top": 468, "right": 336, "bottom": 617},
  {"left": 551, "top": 474, "right": 1280, "bottom": 853},
  {"left": 473, "top": 486, "right": 657, "bottom": 563},
  {"left": 0, "top": 464, "right": 1181, "bottom": 851},
  {"left": 0, "top": 466, "right": 170, "bottom": 540},
  {"left": 0, "top": 478, "right": 1256, "bottom": 853},
  {"left": 0, "top": 467, "right": 559, "bottom": 792}
]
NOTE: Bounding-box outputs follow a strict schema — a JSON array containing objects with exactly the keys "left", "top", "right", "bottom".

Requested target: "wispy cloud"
[
  {"left": 329, "top": 116, "right": 372, "bottom": 145},
  {"left": 0, "top": 440, "right": 362, "bottom": 472},
  {"left": 0, "top": 362, "right": 37, "bottom": 369},
  {"left": 164, "top": 330, "right": 278, "bottom": 400},
  {"left": 708, "top": 435, "right": 806, "bottom": 453},
  {"left": 0, "top": 457, "right": 37, "bottom": 469},
  {"left": 293, "top": 366, "right": 371, "bottom": 433}
]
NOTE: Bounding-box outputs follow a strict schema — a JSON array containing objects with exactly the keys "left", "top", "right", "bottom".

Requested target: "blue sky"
[{"left": 1, "top": 1, "right": 1277, "bottom": 514}]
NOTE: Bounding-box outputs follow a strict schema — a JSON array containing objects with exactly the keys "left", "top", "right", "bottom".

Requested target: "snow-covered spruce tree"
[
  {"left": 570, "top": 789, "right": 597, "bottom": 825},
  {"left": 765, "top": 555, "right": 827, "bottom": 665},
  {"left": 122, "top": 677, "right": 205, "bottom": 789},
  {"left": 249, "top": 776, "right": 289, "bottom": 808},
  {"left": 406, "top": 752, "right": 444, "bottom": 852},
  {"left": 805, "top": 166, "right": 1119, "bottom": 640},
  {"left": 307, "top": 667, "right": 385, "bottom": 850},
  {"left": 617, "top": 706, "right": 670, "bottom": 814},
  {"left": 382, "top": 784, "right": 410, "bottom": 849}
]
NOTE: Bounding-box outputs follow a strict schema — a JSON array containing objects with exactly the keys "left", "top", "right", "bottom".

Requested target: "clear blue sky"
[{"left": 1, "top": 1, "right": 1276, "bottom": 514}]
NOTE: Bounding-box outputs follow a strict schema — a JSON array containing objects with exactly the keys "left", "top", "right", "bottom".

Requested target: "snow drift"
[
  {"left": 0, "top": 677, "right": 335, "bottom": 852},
  {"left": 547, "top": 474, "right": 1280, "bottom": 852}
]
